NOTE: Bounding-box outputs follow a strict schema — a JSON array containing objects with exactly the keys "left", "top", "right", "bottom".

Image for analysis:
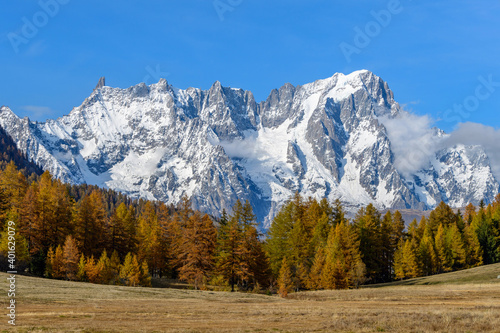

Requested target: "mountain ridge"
[{"left": 1, "top": 70, "right": 498, "bottom": 227}]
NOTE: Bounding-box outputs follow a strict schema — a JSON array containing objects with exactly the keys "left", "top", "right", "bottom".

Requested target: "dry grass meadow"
[{"left": 1, "top": 263, "right": 500, "bottom": 333}]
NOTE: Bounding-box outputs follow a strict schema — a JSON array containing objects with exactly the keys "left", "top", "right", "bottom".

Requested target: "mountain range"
[{"left": 1, "top": 70, "right": 498, "bottom": 228}]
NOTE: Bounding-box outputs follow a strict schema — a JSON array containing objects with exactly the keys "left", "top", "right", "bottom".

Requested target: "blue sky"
[{"left": 1, "top": 0, "right": 500, "bottom": 132}]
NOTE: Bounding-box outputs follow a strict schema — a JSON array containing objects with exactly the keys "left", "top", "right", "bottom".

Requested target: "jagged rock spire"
[{"left": 94, "top": 77, "right": 105, "bottom": 91}]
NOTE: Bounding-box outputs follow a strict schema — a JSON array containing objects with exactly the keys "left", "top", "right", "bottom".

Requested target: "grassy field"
[{"left": 1, "top": 263, "right": 499, "bottom": 333}]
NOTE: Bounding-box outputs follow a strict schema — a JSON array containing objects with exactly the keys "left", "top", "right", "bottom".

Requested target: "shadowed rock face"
[{"left": 0, "top": 70, "right": 498, "bottom": 228}]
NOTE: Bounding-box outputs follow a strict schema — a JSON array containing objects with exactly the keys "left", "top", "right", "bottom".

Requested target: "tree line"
[
  {"left": 267, "top": 193, "right": 500, "bottom": 296},
  {"left": 0, "top": 162, "right": 269, "bottom": 290},
  {"left": 0, "top": 161, "right": 499, "bottom": 295}
]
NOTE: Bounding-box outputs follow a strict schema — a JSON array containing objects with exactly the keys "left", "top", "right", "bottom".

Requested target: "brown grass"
[{"left": 1, "top": 263, "right": 500, "bottom": 332}]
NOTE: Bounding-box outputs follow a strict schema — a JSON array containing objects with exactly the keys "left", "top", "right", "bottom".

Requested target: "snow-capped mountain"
[{"left": 1, "top": 70, "right": 498, "bottom": 227}]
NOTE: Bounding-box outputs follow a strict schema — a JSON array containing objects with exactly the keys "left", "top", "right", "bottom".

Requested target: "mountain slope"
[
  {"left": 1, "top": 70, "right": 498, "bottom": 227},
  {"left": 0, "top": 122, "right": 43, "bottom": 176}
]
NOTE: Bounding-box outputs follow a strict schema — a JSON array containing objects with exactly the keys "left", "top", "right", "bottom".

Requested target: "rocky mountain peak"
[
  {"left": 209, "top": 80, "right": 223, "bottom": 93},
  {"left": 94, "top": 76, "right": 106, "bottom": 91}
]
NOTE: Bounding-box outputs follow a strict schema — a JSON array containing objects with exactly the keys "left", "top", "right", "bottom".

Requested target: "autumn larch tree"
[
  {"left": 62, "top": 235, "right": 80, "bottom": 281},
  {"left": 265, "top": 200, "right": 296, "bottom": 277},
  {"left": 307, "top": 247, "right": 326, "bottom": 290},
  {"left": 178, "top": 212, "right": 216, "bottom": 289},
  {"left": 278, "top": 257, "right": 293, "bottom": 298},
  {"left": 77, "top": 254, "right": 86, "bottom": 281},
  {"left": 51, "top": 245, "right": 65, "bottom": 279},
  {"left": 74, "top": 191, "right": 107, "bottom": 257},
  {"left": 108, "top": 202, "right": 134, "bottom": 259},
  {"left": 136, "top": 201, "right": 164, "bottom": 277},
  {"left": 0, "top": 161, "right": 28, "bottom": 217},
  {"left": 353, "top": 204, "right": 383, "bottom": 283},
  {"left": 394, "top": 238, "right": 420, "bottom": 279},
  {"left": 119, "top": 252, "right": 141, "bottom": 286},
  {"left": 418, "top": 226, "right": 438, "bottom": 276},
  {"left": 321, "top": 222, "right": 365, "bottom": 289},
  {"left": 215, "top": 204, "right": 241, "bottom": 292}
]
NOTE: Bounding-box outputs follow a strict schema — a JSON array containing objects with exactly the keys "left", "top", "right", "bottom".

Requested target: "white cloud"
[
  {"left": 219, "top": 135, "right": 261, "bottom": 160},
  {"left": 443, "top": 122, "right": 500, "bottom": 180},
  {"left": 220, "top": 139, "right": 257, "bottom": 158},
  {"left": 379, "top": 111, "right": 441, "bottom": 178},
  {"left": 380, "top": 111, "right": 500, "bottom": 181}
]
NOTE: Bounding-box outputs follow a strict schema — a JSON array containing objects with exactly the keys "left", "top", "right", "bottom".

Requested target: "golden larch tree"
[
  {"left": 62, "top": 235, "right": 80, "bottom": 281},
  {"left": 178, "top": 213, "right": 216, "bottom": 289},
  {"left": 278, "top": 257, "right": 293, "bottom": 297}
]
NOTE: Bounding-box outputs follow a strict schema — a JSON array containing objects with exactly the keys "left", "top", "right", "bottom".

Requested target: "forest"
[{"left": 0, "top": 156, "right": 499, "bottom": 295}]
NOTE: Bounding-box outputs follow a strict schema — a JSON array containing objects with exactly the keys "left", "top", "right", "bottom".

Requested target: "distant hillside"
[{"left": 0, "top": 123, "right": 43, "bottom": 176}]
